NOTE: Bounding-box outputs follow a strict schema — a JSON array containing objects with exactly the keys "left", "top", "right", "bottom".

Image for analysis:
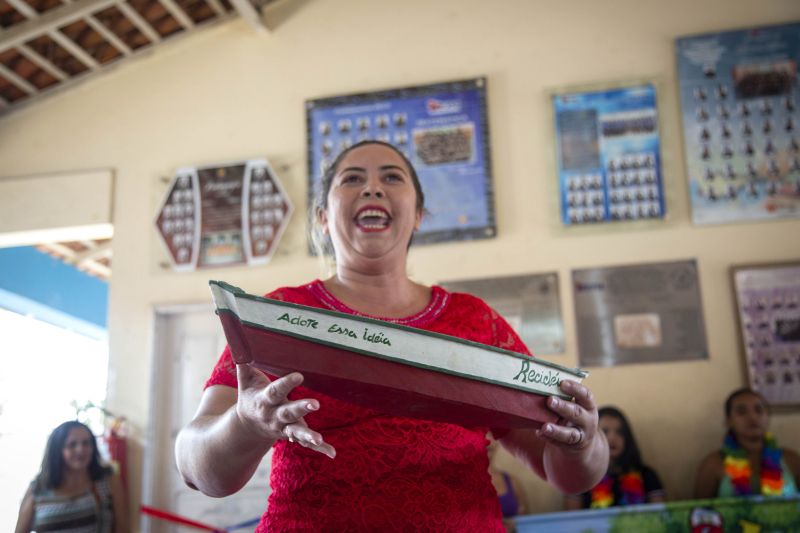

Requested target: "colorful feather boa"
[
  {"left": 590, "top": 470, "right": 645, "bottom": 508},
  {"left": 722, "top": 431, "right": 783, "bottom": 496}
]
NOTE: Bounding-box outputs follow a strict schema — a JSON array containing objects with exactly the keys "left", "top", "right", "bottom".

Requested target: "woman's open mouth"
[{"left": 355, "top": 207, "right": 391, "bottom": 231}]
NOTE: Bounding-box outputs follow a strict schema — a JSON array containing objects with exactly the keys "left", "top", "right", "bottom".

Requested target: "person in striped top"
[{"left": 14, "top": 421, "right": 128, "bottom": 533}]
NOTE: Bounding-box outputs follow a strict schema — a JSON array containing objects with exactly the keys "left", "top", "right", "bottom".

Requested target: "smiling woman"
[
  {"left": 0, "top": 308, "right": 110, "bottom": 532},
  {"left": 14, "top": 421, "right": 128, "bottom": 533},
  {"left": 174, "top": 140, "right": 609, "bottom": 532},
  {"left": 310, "top": 140, "right": 426, "bottom": 261}
]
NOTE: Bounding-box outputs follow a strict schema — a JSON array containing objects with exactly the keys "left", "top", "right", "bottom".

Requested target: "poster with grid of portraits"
[
  {"left": 676, "top": 22, "right": 800, "bottom": 225},
  {"left": 306, "top": 77, "right": 496, "bottom": 246},
  {"left": 552, "top": 83, "right": 666, "bottom": 226},
  {"left": 732, "top": 262, "right": 800, "bottom": 409}
]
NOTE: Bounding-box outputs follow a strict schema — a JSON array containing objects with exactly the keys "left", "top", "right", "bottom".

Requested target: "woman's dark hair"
[
  {"left": 35, "top": 420, "right": 111, "bottom": 491},
  {"left": 598, "top": 406, "right": 643, "bottom": 471},
  {"left": 724, "top": 387, "right": 768, "bottom": 417},
  {"left": 310, "top": 140, "right": 426, "bottom": 257}
]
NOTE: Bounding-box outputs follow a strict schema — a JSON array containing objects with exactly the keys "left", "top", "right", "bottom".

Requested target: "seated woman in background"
[
  {"left": 565, "top": 406, "right": 665, "bottom": 510},
  {"left": 694, "top": 388, "right": 800, "bottom": 499},
  {"left": 14, "top": 420, "right": 128, "bottom": 533}
]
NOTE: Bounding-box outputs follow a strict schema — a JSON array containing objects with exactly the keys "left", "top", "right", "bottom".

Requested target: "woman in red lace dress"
[{"left": 175, "top": 141, "right": 608, "bottom": 532}]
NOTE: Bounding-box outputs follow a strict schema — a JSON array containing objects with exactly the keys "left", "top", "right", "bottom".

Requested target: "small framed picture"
[
  {"left": 731, "top": 261, "right": 800, "bottom": 409},
  {"left": 552, "top": 82, "right": 666, "bottom": 226}
]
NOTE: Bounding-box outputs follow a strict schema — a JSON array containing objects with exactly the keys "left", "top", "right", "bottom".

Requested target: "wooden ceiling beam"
[
  {"left": 0, "top": 0, "right": 238, "bottom": 116},
  {"left": 39, "top": 241, "right": 112, "bottom": 279},
  {"left": 60, "top": 0, "right": 133, "bottom": 57},
  {"left": 40, "top": 241, "right": 78, "bottom": 261},
  {"left": 228, "top": 0, "right": 266, "bottom": 32},
  {"left": 5, "top": 0, "right": 37, "bottom": 19},
  {"left": 205, "top": 0, "right": 225, "bottom": 17},
  {"left": 115, "top": 1, "right": 162, "bottom": 44},
  {"left": 156, "top": 0, "right": 194, "bottom": 29},
  {"left": 8, "top": 0, "right": 111, "bottom": 73},
  {"left": 48, "top": 29, "right": 101, "bottom": 70},
  {"left": 83, "top": 260, "right": 111, "bottom": 279},
  {"left": 17, "top": 44, "right": 69, "bottom": 81},
  {"left": 0, "top": 0, "right": 120, "bottom": 52},
  {"left": 84, "top": 13, "right": 132, "bottom": 55},
  {"left": 71, "top": 241, "right": 113, "bottom": 264},
  {"left": 0, "top": 62, "right": 37, "bottom": 93}
]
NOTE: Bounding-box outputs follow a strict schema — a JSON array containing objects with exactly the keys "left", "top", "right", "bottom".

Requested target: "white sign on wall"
[{"left": 155, "top": 159, "right": 293, "bottom": 271}]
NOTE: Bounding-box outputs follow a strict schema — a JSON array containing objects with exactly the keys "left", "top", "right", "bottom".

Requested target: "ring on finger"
[{"left": 575, "top": 428, "right": 584, "bottom": 446}]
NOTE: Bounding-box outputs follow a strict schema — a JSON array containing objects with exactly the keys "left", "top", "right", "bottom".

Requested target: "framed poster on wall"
[
  {"left": 572, "top": 259, "right": 708, "bottom": 367},
  {"left": 731, "top": 261, "right": 800, "bottom": 408},
  {"left": 676, "top": 22, "right": 800, "bottom": 225},
  {"left": 306, "top": 77, "right": 496, "bottom": 245},
  {"left": 552, "top": 83, "right": 666, "bottom": 226}
]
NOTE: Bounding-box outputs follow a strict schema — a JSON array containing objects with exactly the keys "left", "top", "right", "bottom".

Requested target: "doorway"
[{"left": 144, "top": 304, "right": 272, "bottom": 532}]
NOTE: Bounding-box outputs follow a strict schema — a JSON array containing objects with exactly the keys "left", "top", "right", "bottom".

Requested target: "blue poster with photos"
[
  {"left": 553, "top": 84, "right": 665, "bottom": 226},
  {"left": 677, "top": 22, "right": 800, "bottom": 225},
  {"left": 306, "top": 78, "right": 495, "bottom": 245}
]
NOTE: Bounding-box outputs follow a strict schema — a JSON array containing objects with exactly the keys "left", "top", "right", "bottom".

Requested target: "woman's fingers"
[
  {"left": 235, "top": 365, "right": 305, "bottom": 405},
  {"left": 537, "top": 380, "right": 599, "bottom": 450},
  {"left": 263, "top": 372, "right": 304, "bottom": 406},
  {"left": 234, "top": 366, "right": 334, "bottom": 457},
  {"left": 308, "top": 441, "right": 336, "bottom": 459},
  {"left": 546, "top": 395, "right": 585, "bottom": 426},
  {"left": 560, "top": 379, "right": 596, "bottom": 411},
  {"left": 536, "top": 421, "right": 585, "bottom": 447},
  {"left": 282, "top": 422, "right": 336, "bottom": 459},
  {"left": 236, "top": 363, "right": 271, "bottom": 391},
  {"left": 274, "top": 399, "right": 319, "bottom": 425},
  {"left": 234, "top": 367, "right": 334, "bottom": 457},
  {"left": 277, "top": 403, "right": 337, "bottom": 458}
]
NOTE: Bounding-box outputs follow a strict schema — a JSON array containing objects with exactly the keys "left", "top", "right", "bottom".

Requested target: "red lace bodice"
[{"left": 205, "top": 280, "right": 532, "bottom": 532}]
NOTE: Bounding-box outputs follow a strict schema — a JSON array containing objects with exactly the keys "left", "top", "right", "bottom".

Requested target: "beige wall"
[{"left": 2, "top": 0, "right": 799, "bottom": 523}]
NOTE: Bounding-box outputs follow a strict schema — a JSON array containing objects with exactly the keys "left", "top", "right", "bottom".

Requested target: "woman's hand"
[
  {"left": 536, "top": 379, "right": 600, "bottom": 453},
  {"left": 236, "top": 364, "right": 336, "bottom": 458},
  {"left": 532, "top": 378, "right": 608, "bottom": 493},
  {"left": 499, "top": 378, "right": 607, "bottom": 493}
]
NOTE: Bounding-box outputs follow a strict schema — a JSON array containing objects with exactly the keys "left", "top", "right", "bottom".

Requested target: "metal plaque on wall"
[
  {"left": 572, "top": 259, "right": 708, "bottom": 367},
  {"left": 440, "top": 272, "right": 565, "bottom": 355}
]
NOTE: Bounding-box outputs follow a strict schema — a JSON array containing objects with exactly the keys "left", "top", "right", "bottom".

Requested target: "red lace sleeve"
[
  {"left": 489, "top": 306, "right": 533, "bottom": 357},
  {"left": 487, "top": 305, "right": 533, "bottom": 440},
  {"left": 205, "top": 344, "right": 238, "bottom": 389}
]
